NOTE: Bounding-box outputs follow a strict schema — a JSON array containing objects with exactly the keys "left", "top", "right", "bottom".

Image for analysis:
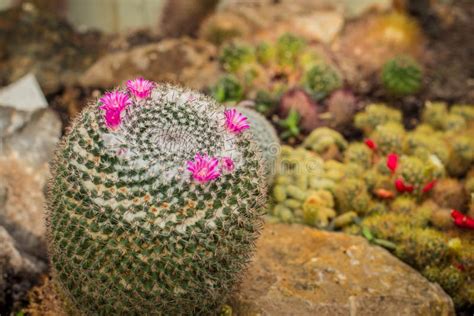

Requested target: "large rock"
[
  {"left": 0, "top": 106, "right": 61, "bottom": 313},
  {"left": 79, "top": 38, "right": 220, "bottom": 91},
  {"left": 230, "top": 223, "right": 455, "bottom": 315}
]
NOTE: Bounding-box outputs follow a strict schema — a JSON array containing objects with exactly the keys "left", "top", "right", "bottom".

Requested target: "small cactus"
[
  {"left": 381, "top": 55, "right": 422, "bottom": 96},
  {"left": 219, "top": 43, "right": 255, "bottom": 73},
  {"left": 46, "top": 82, "right": 267, "bottom": 315},
  {"left": 212, "top": 75, "right": 244, "bottom": 103},
  {"left": 302, "top": 63, "right": 342, "bottom": 100},
  {"left": 354, "top": 103, "right": 402, "bottom": 135}
]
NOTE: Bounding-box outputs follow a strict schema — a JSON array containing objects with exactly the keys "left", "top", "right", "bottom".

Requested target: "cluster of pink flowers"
[
  {"left": 187, "top": 108, "right": 248, "bottom": 183},
  {"left": 99, "top": 77, "right": 155, "bottom": 129},
  {"left": 186, "top": 154, "right": 235, "bottom": 183}
]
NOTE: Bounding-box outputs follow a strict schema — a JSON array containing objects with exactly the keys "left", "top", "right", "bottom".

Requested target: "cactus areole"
[{"left": 46, "top": 81, "right": 267, "bottom": 315}]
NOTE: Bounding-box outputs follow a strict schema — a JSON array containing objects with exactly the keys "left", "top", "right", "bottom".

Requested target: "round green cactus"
[
  {"left": 219, "top": 43, "right": 255, "bottom": 73},
  {"left": 212, "top": 75, "right": 244, "bottom": 103},
  {"left": 46, "top": 82, "right": 267, "bottom": 315},
  {"left": 354, "top": 103, "right": 402, "bottom": 135},
  {"left": 303, "top": 63, "right": 342, "bottom": 100},
  {"left": 344, "top": 143, "right": 373, "bottom": 169},
  {"left": 275, "top": 33, "right": 306, "bottom": 67},
  {"left": 237, "top": 106, "right": 280, "bottom": 183},
  {"left": 381, "top": 55, "right": 422, "bottom": 96},
  {"left": 370, "top": 122, "right": 405, "bottom": 155}
]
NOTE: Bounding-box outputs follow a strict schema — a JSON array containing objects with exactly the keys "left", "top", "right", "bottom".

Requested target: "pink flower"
[
  {"left": 422, "top": 180, "right": 436, "bottom": 193},
  {"left": 386, "top": 153, "right": 399, "bottom": 173},
  {"left": 99, "top": 91, "right": 131, "bottom": 112},
  {"left": 187, "top": 153, "right": 221, "bottom": 183},
  {"left": 221, "top": 157, "right": 235, "bottom": 172},
  {"left": 364, "top": 139, "right": 377, "bottom": 150},
  {"left": 126, "top": 77, "right": 155, "bottom": 100},
  {"left": 224, "top": 109, "right": 250, "bottom": 133},
  {"left": 99, "top": 91, "right": 131, "bottom": 129}
]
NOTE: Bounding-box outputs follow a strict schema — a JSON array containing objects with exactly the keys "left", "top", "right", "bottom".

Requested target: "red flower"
[
  {"left": 395, "top": 178, "right": 414, "bottom": 193},
  {"left": 422, "top": 180, "right": 436, "bottom": 193},
  {"left": 395, "top": 178, "right": 405, "bottom": 192},
  {"left": 451, "top": 209, "right": 474, "bottom": 230},
  {"left": 386, "top": 153, "right": 398, "bottom": 173},
  {"left": 364, "top": 139, "right": 377, "bottom": 150}
]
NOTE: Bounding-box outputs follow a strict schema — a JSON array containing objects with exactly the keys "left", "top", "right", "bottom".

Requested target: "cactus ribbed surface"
[
  {"left": 237, "top": 106, "right": 279, "bottom": 182},
  {"left": 46, "top": 83, "right": 267, "bottom": 315}
]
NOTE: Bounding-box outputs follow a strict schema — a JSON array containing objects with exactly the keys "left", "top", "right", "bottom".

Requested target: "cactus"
[
  {"left": 46, "top": 82, "right": 267, "bottom": 315},
  {"left": 354, "top": 103, "right": 402, "bottom": 135},
  {"left": 431, "top": 178, "right": 467, "bottom": 211},
  {"left": 303, "top": 127, "right": 348, "bottom": 159},
  {"left": 370, "top": 122, "right": 405, "bottom": 155},
  {"left": 302, "top": 190, "right": 336, "bottom": 228},
  {"left": 212, "top": 75, "right": 244, "bottom": 103},
  {"left": 381, "top": 55, "right": 422, "bottom": 96},
  {"left": 446, "top": 133, "right": 474, "bottom": 177},
  {"left": 302, "top": 63, "right": 342, "bottom": 100},
  {"left": 275, "top": 33, "right": 306, "bottom": 67},
  {"left": 334, "top": 178, "right": 371, "bottom": 215},
  {"left": 219, "top": 43, "right": 255, "bottom": 73},
  {"left": 421, "top": 101, "right": 448, "bottom": 130},
  {"left": 237, "top": 106, "right": 279, "bottom": 182}
]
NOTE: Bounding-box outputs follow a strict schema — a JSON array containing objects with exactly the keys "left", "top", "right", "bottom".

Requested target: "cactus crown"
[
  {"left": 46, "top": 82, "right": 267, "bottom": 315},
  {"left": 381, "top": 55, "right": 422, "bottom": 96}
]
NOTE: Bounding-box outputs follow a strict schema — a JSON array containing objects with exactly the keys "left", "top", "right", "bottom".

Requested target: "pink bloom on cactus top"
[
  {"left": 187, "top": 154, "right": 221, "bottom": 183},
  {"left": 99, "top": 91, "right": 131, "bottom": 111},
  {"left": 99, "top": 91, "right": 131, "bottom": 128},
  {"left": 221, "top": 157, "right": 235, "bottom": 172},
  {"left": 126, "top": 77, "right": 155, "bottom": 99},
  {"left": 364, "top": 139, "right": 377, "bottom": 150},
  {"left": 224, "top": 109, "right": 250, "bottom": 133}
]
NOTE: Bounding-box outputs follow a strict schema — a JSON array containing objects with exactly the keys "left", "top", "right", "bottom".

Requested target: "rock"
[
  {"left": 0, "top": 105, "right": 61, "bottom": 313},
  {"left": 79, "top": 38, "right": 220, "bottom": 91},
  {"left": 199, "top": 12, "right": 252, "bottom": 45},
  {"left": 0, "top": 73, "right": 48, "bottom": 111},
  {"left": 0, "top": 226, "right": 47, "bottom": 312},
  {"left": 0, "top": 5, "right": 103, "bottom": 94},
  {"left": 230, "top": 223, "right": 455, "bottom": 315},
  {"left": 289, "top": 11, "right": 344, "bottom": 44}
]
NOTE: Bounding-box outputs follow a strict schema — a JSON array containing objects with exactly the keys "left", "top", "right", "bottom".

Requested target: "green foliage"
[
  {"left": 278, "top": 109, "right": 301, "bottom": 140},
  {"left": 212, "top": 75, "right": 244, "bottom": 102},
  {"left": 303, "top": 63, "right": 342, "bottom": 100},
  {"left": 381, "top": 55, "right": 422, "bottom": 96},
  {"left": 46, "top": 85, "right": 267, "bottom": 315}
]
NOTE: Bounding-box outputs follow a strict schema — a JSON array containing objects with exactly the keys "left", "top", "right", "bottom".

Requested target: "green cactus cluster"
[
  {"left": 46, "top": 84, "right": 268, "bottom": 315},
  {"left": 381, "top": 55, "right": 423, "bottom": 96},
  {"left": 212, "top": 33, "right": 341, "bottom": 112},
  {"left": 269, "top": 102, "right": 474, "bottom": 311}
]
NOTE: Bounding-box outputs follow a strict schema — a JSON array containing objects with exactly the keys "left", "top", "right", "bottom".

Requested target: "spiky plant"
[
  {"left": 46, "top": 80, "right": 267, "bottom": 315},
  {"left": 381, "top": 55, "right": 422, "bottom": 96},
  {"left": 237, "top": 106, "right": 279, "bottom": 183},
  {"left": 302, "top": 63, "right": 341, "bottom": 100}
]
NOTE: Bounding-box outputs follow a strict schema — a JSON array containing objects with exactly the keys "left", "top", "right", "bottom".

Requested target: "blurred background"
[{"left": 0, "top": 0, "right": 473, "bottom": 315}]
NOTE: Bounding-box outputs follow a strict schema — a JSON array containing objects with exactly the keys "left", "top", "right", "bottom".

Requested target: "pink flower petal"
[
  {"left": 224, "top": 109, "right": 250, "bottom": 133},
  {"left": 187, "top": 153, "right": 221, "bottom": 183},
  {"left": 221, "top": 157, "right": 235, "bottom": 172},
  {"left": 386, "top": 153, "right": 399, "bottom": 173},
  {"left": 126, "top": 77, "right": 155, "bottom": 100},
  {"left": 364, "top": 139, "right": 377, "bottom": 150}
]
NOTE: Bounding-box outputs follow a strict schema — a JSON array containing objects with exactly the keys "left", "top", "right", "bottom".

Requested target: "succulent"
[
  {"left": 381, "top": 55, "right": 422, "bottom": 96},
  {"left": 354, "top": 103, "right": 402, "bottom": 135},
  {"left": 237, "top": 106, "right": 280, "bottom": 182},
  {"left": 278, "top": 88, "right": 320, "bottom": 133},
  {"left": 303, "top": 127, "right": 348, "bottom": 160},
  {"left": 275, "top": 33, "right": 306, "bottom": 67},
  {"left": 255, "top": 41, "right": 276, "bottom": 66},
  {"left": 431, "top": 178, "right": 467, "bottom": 211},
  {"left": 212, "top": 75, "right": 244, "bottom": 103},
  {"left": 421, "top": 101, "right": 448, "bottom": 130},
  {"left": 451, "top": 104, "right": 474, "bottom": 123},
  {"left": 302, "top": 190, "right": 336, "bottom": 227},
  {"left": 46, "top": 82, "right": 267, "bottom": 315},
  {"left": 219, "top": 43, "right": 255, "bottom": 73},
  {"left": 370, "top": 122, "right": 406, "bottom": 155},
  {"left": 334, "top": 178, "right": 372, "bottom": 215},
  {"left": 303, "top": 63, "right": 342, "bottom": 100},
  {"left": 446, "top": 133, "right": 474, "bottom": 177},
  {"left": 390, "top": 196, "right": 417, "bottom": 214},
  {"left": 395, "top": 228, "right": 453, "bottom": 269},
  {"left": 278, "top": 109, "right": 301, "bottom": 140}
]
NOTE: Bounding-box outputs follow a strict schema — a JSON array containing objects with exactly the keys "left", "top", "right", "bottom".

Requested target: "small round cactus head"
[
  {"left": 354, "top": 103, "right": 402, "bottom": 135},
  {"left": 46, "top": 81, "right": 267, "bottom": 315},
  {"left": 381, "top": 55, "right": 422, "bottom": 96},
  {"left": 302, "top": 62, "right": 342, "bottom": 100}
]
